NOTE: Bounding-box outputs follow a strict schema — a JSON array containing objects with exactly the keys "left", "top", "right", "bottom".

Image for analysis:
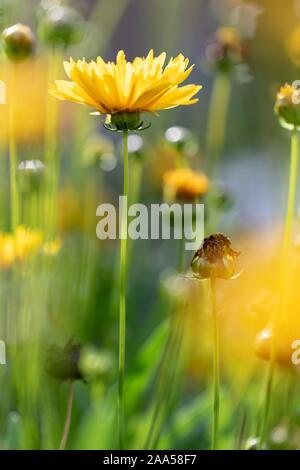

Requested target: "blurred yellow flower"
[
  {"left": 49, "top": 50, "right": 202, "bottom": 121},
  {"left": 0, "top": 225, "right": 61, "bottom": 268},
  {"left": 0, "top": 225, "right": 43, "bottom": 268},
  {"left": 14, "top": 225, "right": 43, "bottom": 261},
  {"left": 163, "top": 167, "right": 210, "bottom": 201},
  {"left": 216, "top": 26, "right": 241, "bottom": 48},
  {"left": 286, "top": 26, "right": 300, "bottom": 67}
]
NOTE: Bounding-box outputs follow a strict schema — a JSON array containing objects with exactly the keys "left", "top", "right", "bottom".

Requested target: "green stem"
[
  {"left": 118, "top": 130, "right": 129, "bottom": 450},
  {"left": 8, "top": 65, "right": 19, "bottom": 232},
  {"left": 211, "top": 277, "right": 220, "bottom": 450},
  {"left": 259, "top": 130, "right": 298, "bottom": 446},
  {"left": 206, "top": 72, "right": 231, "bottom": 234},
  {"left": 206, "top": 71, "right": 231, "bottom": 177},
  {"left": 59, "top": 380, "right": 74, "bottom": 450},
  {"left": 127, "top": 156, "right": 142, "bottom": 276},
  {"left": 45, "top": 47, "right": 61, "bottom": 237}
]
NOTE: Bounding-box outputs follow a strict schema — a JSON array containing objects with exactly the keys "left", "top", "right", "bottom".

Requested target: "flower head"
[
  {"left": 2, "top": 23, "right": 35, "bottom": 61},
  {"left": 163, "top": 167, "right": 210, "bottom": 202},
  {"left": 46, "top": 340, "right": 83, "bottom": 381},
  {"left": 191, "top": 233, "right": 240, "bottom": 280},
  {"left": 274, "top": 83, "right": 300, "bottom": 130},
  {"left": 206, "top": 26, "right": 247, "bottom": 72},
  {"left": 0, "top": 225, "right": 60, "bottom": 269},
  {"left": 50, "top": 50, "right": 202, "bottom": 130},
  {"left": 0, "top": 226, "right": 43, "bottom": 268}
]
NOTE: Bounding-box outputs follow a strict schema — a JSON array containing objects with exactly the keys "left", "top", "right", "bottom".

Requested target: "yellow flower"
[
  {"left": 50, "top": 50, "right": 202, "bottom": 130},
  {"left": 0, "top": 234, "right": 15, "bottom": 269},
  {"left": 163, "top": 167, "right": 210, "bottom": 202},
  {"left": 286, "top": 26, "right": 300, "bottom": 67},
  {"left": 0, "top": 225, "right": 43, "bottom": 268}
]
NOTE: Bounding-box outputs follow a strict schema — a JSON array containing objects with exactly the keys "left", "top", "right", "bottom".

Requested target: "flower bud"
[
  {"left": 191, "top": 233, "right": 240, "bottom": 280},
  {"left": 2, "top": 23, "right": 36, "bottom": 61},
  {"left": 46, "top": 340, "right": 83, "bottom": 381},
  {"left": 165, "top": 126, "right": 198, "bottom": 157},
  {"left": 254, "top": 326, "right": 293, "bottom": 366},
  {"left": 245, "top": 437, "right": 266, "bottom": 450},
  {"left": 38, "top": 5, "right": 83, "bottom": 48},
  {"left": 79, "top": 346, "right": 113, "bottom": 380},
  {"left": 18, "top": 159, "right": 45, "bottom": 193},
  {"left": 274, "top": 83, "right": 300, "bottom": 131},
  {"left": 205, "top": 26, "right": 248, "bottom": 72}
]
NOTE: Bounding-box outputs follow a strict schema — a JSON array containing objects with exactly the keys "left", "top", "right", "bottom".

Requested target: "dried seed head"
[
  {"left": 45, "top": 340, "right": 83, "bottom": 381},
  {"left": 191, "top": 233, "right": 240, "bottom": 280}
]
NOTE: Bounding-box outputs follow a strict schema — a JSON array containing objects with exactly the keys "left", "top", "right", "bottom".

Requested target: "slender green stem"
[
  {"left": 118, "top": 130, "right": 129, "bottom": 450},
  {"left": 59, "top": 380, "right": 74, "bottom": 450},
  {"left": 206, "top": 72, "right": 231, "bottom": 234},
  {"left": 127, "top": 156, "right": 143, "bottom": 276},
  {"left": 8, "top": 64, "right": 19, "bottom": 232},
  {"left": 280, "top": 130, "right": 298, "bottom": 293},
  {"left": 211, "top": 277, "right": 220, "bottom": 450},
  {"left": 206, "top": 71, "right": 231, "bottom": 177},
  {"left": 45, "top": 47, "right": 61, "bottom": 237},
  {"left": 259, "top": 130, "right": 298, "bottom": 446}
]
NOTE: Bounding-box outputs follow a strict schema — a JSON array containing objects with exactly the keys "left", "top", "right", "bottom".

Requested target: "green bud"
[
  {"left": 2, "top": 23, "right": 36, "bottom": 61},
  {"left": 38, "top": 5, "right": 83, "bottom": 48}
]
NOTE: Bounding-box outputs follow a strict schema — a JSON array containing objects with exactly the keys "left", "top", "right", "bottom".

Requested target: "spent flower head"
[
  {"left": 49, "top": 50, "right": 202, "bottom": 131},
  {"left": 205, "top": 26, "right": 248, "bottom": 72},
  {"left": 191, "top": 232, "right": 240, "bottom": 280},
  {"left": 46, "top": 340, "right": 83, "bottom": 381},
  {"left": 275, "top": 83, "right": 300, "bottom": 131}
]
